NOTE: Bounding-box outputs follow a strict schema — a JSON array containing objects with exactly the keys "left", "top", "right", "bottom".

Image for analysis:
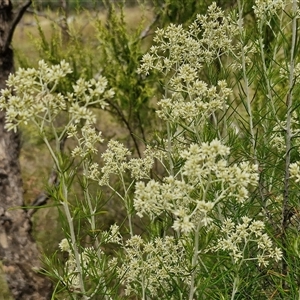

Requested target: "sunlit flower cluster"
[
  {"left": 210, "top": 217, "right": 282, "bottom": 266},
  {"left": 102, "top": 224, "right": 123, "bottom": 245},
  {"left": 0, "top": 60, "right": 70, "bottom": 131},
  {"left": 137, "top": 3, "right": 235, "bottom": 125},
  {"left": 58, "top": 239, "right": 100, "bottom": 292},
  {"left": 138, "top": 3, "right": 238, "bottom": 76},
  {"left": 253, "top": 0, "right": 285, "bottom": 20},
  {"left": 117, "top": 235, "right": 190, "bottom": 297},
  {"left": 71, "top": 124, "right": 103, "bottom": 158},
  {"left": 290, "top": 161, "right": 300, "bottom": 182},
  {"left": 280, "top": 62, "right": 300, "bottom": 85},
  {"left": 134, "top": 139, "right": 258, "bottom": 234},
  {"left": 134, "top": 177, "right": 193, "bottom": 219},
  {"left": 127, "top": 147, "right": 157, "bottom": 180},
  {"left": 0, "top": 60, "right": 113, "bottom": 132},
  {"left": 98, "top": 141, "right": 155, "bottom": 185},
  {"left": 70, "top": 77, "right": 114, "bottom": 108},
  {"left": 270, "top": 112, "right": 300, "bottom": 153},
  {"left": 98, "top": 140, "right": 131, "bottom": 186},
  {"left": 156, "top": 80, "right": 231, "bottom": 122}
]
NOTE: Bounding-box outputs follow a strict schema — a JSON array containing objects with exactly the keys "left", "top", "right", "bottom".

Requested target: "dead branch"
[
  {"left": 3, "top": 0, "right": 32, "bottom": 52},
  {"left": 140, "top": 13, "right": 160, "bottom": 40}
]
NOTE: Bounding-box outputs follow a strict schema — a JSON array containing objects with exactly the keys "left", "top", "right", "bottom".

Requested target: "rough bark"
[{"left": 0, "top": 1, "right": 52, "bottom": 299}]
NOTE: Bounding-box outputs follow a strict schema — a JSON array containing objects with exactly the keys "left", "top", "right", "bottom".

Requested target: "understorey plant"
[{"left": 2, "top": 0, "right": 300, "bottom": 299}]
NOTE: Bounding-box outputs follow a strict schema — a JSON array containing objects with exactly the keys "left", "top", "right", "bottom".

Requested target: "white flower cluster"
[
  {"left": 69, "top": 77, "right": 114, "bottom": 111},
  {"left": 137, "top": 3, "right": 235, "bottom": 124},
  {"left": 290, "top": 162, "right": 300, "bottom": 182},
  {"left": 253, "top": 0, "right": 285, "bottom": 21},
  {"left": 231, "top": 40, "right": 258, "bottom": 71},
  {"left": 98, "top": 141, "right": 156, "bottom": 185},
  {"left": 210, "top": 217, "right": 282, "bottom": 266},
  {"left": 70, "top": 124, "right": 103, "bottom": 158},
  {"left": 0, "top": 60, "right": 114, "bottom": 132},
  {"left": 134, "top": 139, "right": 258, "bottom": 234},
  {"left": 280, "top": 62, "right": 300, "bottom": 85},
  {"left": 99, "top": 140, "right": 131, "bottom": 186},
  {"left": 270, "top": 112, "right": 300, "bottom": 153},
  {"left": 0, "top": 60, "right": 71, "bottom": 131},
  {"left": 102, "top": 224, "right": 123, "bottom": 245},
  {"left": 58, "top": 239, "right": 100, "bottom": 292},
  {"left": 117, "top": 235, "right": 190, "bottom": 297},
  {"left": 156, "top": 80, "right": 231, "bottom": 123},
  {"left": 138, "top": 3, "right": 238, "bottom": 75}
]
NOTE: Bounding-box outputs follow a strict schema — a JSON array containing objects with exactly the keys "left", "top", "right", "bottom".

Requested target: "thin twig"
[
  {"left": 106, "top": 99, "right": 142, "bottom": 157},
  {"left": 139, "top": 13, "right": 160, "bottom": 40},
  {"left": 26, "top": 8, "right": 69, "bottom": 33}
]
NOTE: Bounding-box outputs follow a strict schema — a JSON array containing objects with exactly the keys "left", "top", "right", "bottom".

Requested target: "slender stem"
[
  {"left": 231, "top": 274, "right": 239, "bottom": 300},
  {"left": 82, "top": 163, "right": 112, "bottom": 300},
  {"left": 167, "top": 121, "right": 174, "bottom": 176},
  {"left": 107, "top": 176, "right": 134, "bottom": 237},
  {"left": 47, "top": 105, "right": 60, "bottom": 153},
  {"left": 237, "top": 0, "right": 257, "bottom": 163},
  {"left": 83, "top": 164, "right": 98, "bottom": 244},
  {"left": 258, "top": 22, "right": 279, "bottom": 123},
  {"left": 43, "top": 136, "right": 61, "bottom": 173},
  {"left": 163, "top": 73, "right": 174, "bottom": 177},
  {"left": 188, "top": 222, "right": 201, "bottom": 300},
  {"left": 43, "top": 133, "right": 85, "bottom": 295},
  {"left": 61, "top": 176, "right": 86, "bottom": 296},
  {"left": 120, "top": 172, "right": 133, "bottom": 237},
  {"left": 282, "top": 0, "right": 298, "bottom": 287},
  {"left": 142, "top": 277, "right": 146, "bottom": 300},
  {"left": 106, "top": 99, "right": 141, "bottom": 157},
  {"left": 230, "top": 255, "right": 244, "bottom": 300}
]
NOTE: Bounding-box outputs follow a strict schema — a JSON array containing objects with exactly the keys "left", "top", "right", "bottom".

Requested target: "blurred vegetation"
[{"left": 12, "top": 0, "right": 144, "bottom": 10}]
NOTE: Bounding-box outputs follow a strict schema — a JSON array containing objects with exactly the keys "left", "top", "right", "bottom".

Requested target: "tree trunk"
[{"left": 0, "top": 1, "right": 52, "bottom": 299}]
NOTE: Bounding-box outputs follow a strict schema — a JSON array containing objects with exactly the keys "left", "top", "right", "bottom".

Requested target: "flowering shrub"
[{"left": 2, "top": 0, "right": 300, "bottom": 299}]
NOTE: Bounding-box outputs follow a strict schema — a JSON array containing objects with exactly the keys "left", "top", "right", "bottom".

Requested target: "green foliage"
[
  {"left": 20, "top": 1, "right": 157, "bottom": 157},
  {"left": 17, "top": 0, "right": 104, "bottom": 11},
  {"left": 95, "top": 0, "right": 157, "bottom": 156},
  {"left": 4, "top": 0, "right": 300, "bottom": 299}
]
